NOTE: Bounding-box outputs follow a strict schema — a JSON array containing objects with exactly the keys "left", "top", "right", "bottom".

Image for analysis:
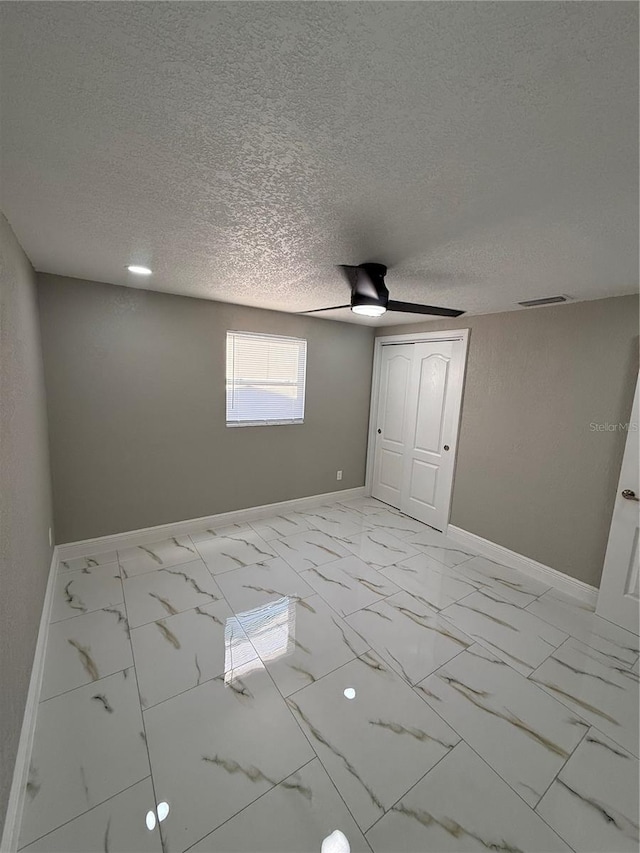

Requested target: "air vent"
[{"left": 517, "top": 295, "right": 571, "bottom": 308}]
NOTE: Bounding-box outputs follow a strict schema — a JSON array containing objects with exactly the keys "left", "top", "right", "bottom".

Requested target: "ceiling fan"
[{"left": 300, "top": 263, "right": 465, "bottom": 319}]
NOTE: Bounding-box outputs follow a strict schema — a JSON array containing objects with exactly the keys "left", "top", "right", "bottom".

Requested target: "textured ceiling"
[{"left": 1, "top": 2, "right": 638, "bottom": 326}]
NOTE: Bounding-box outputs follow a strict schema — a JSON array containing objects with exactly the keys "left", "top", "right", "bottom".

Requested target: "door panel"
[
  {"left": 408, "top": 459, "right": 438, "bottom": 509},
  {"left": 380, "top": 449, "right": 404, "bottom": 491},
  {"left": 371, "top": 345, "right": 413, "bottom": 509},
  {"left": 414, "top": 355, "right": 448, "bottom": 453},
  {"left": 382, "top": 355, "right": 410, "bottom": 443},
  {"left": 597, "top": 376, "right": 640, "bottom": 633},
  {"left": 401, "top": 340, "right": 462, "bottom": 530}
]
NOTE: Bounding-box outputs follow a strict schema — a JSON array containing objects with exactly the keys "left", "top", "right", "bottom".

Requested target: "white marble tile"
[
  {"left": 270, "top": 529, "right": 350, "bottom": 572},
  {"left": 122, "top": 560, "right": 223, "bottom": 628},
  {"left": 367, "top": 742, "right": 570, "bottom": 853},
  {"left": 330, "top": 504, "right": 382, "bottom": 529},
  {"left": 190, "top": 759, "right": 370, "bottom": 853},
  {"left": 143, "top": 667, "right": 314, "bottom": 853},
  {"left": 364, "top": 509, "right": 429, "bottom": 539},
  {"left": 215, "top": 557, "right": 315, "bottom": 612},
  {"left": 244, "top": 594, "right": 369, "bottom": 696},
  {"left": 337, "top": 496, "right": 397, "bottom": 516},
  {"left": 20, "top": 778, "right": 162, "bottom": 853},
  {"left": 452, "top": 555, "right": 550, "bottom": 606},
  {"left": 193, "top": 530, "right": 277, "bottom": 574},
  {"left": 301, "top": 556, "right": 401, "bottom": 618},
  {"left": 537, "top": 728, "right": 639, "bottom": 852},
  {"left": 190, "top": 522, "right": 255, "bottom": 543},
  {"left": 340, "top": 529, "right": 421, "bottom": 569},
  {"left": 526, "top": 588, "right": 640, "bottom": 666},
  {"left": 50, "top": 563, "right": 123, "bottom": 623},
  {"left": 347, "top": 591, "right": 472, "bottom": 686},
  {"left": 19, "top": 669, "right": 150, "bottom": 848},
  {"left": 299, "top": 505, "right": 370, "bottom": 539},
  {"left": 332, "top": 553, "right": 403, "bottom": 591},
  {"left": 249, "top": 512, "right": 315, "bottom": 540},
  {"left": 59, "top": 552, "right": 119, "bottom": 573},
  {"left": 416, "top": 644, "right": 588, "bottom": 806},
  {"left": 41, "top": 606, "right": 133, "bottom": 701},
  {"left": 118, "top": 537, "right": 199, "bottom": 578},
  {"left": 380, "top": 553, "right": 477, "bottom": 610},
  {"left": 531, "top": 636, "right": 640, "bottom": 757},
  {"left": 440, "top": 589, "right": 567, "bottom": 675},
  {"left": 401, "top": 526, "right": 478, "bottom": 568},
  {"left": 228, "top": 597, "right": 298, "bottom": 672},
  {"left": 287, "top": 651, "right": 459, "bottom": 832},
  {"left": 131, "top": 599, "right": 254, "bottom": 708}
]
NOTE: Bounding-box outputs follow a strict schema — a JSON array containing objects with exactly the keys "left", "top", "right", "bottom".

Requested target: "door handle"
[
  {"left": 377, "top": 429, "right": 382, "bottom": 434},
  {"left": 621, "top": 489, "right": 639, "bottom": 501}
]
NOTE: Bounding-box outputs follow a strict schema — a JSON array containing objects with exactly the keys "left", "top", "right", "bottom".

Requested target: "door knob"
[
  {"left": 443, "top": 445, "right": 450, "bottom": 451},
  {"left": 621, "top": 489, "right": 639, "bottom": 501},
  {"left": 377, "top": 429, "right": 382, "bottom": 434}
]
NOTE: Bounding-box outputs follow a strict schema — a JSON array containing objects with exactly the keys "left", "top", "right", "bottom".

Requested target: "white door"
[
  {"left": 371, "top": 337, "right": 466, "bottom": 530},
  {"left": 402, "top": 339, "right": 465, "bottom": 530},
  {"left": 596, "top": 377, "right": 639, "bottom": 634},
  {"left": 371, "top": 344, "right": 413, "bottom": 509}
]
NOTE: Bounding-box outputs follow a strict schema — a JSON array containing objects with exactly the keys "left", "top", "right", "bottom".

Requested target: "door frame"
[{"left": 365, "top": 328, "right": 470, "bottom": 533}]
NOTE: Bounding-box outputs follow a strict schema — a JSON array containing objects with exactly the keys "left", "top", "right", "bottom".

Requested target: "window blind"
[{"left": 226, "top": 331, "right": 307, "bottom": 426}]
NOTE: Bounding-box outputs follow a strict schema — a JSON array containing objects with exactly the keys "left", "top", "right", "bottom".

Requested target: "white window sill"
[{"left": 226, "top": 419, "right": 305, "bottom": 428}]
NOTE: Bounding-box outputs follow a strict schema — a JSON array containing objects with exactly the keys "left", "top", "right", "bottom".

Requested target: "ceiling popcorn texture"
[{"left": 0, "top": 2, "right": 637, "bottom": 325}]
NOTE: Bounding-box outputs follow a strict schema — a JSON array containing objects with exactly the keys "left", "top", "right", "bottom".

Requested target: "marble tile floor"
[{"left": 18, "top": 497, "right": 639, "bottom": 853}]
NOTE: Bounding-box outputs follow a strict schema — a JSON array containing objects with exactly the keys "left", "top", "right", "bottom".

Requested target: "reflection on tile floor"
[{"left": 17, "top": 497, "right": 640, "bottom": 852}]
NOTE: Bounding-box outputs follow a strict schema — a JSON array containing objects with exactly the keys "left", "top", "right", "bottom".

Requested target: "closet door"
[
  {"left": 596, "top": 375, "right": 639, "bottom": 633},
  {"left": 371, "top": 344, "right": 413, "bottom": 509},
  {"left": 400, "top": 339, "right": 463, "bottom": 530}
]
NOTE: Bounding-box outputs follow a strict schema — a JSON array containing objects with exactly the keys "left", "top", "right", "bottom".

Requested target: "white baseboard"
[
  {"left": 1, "top": 547, "right": 58, "bottom": 853},
  {"left": 57, "top": 487, "right": 366, "bottom": 559},
  {"left": 447, "top": 525, "right": 598, "bottom": 606}
]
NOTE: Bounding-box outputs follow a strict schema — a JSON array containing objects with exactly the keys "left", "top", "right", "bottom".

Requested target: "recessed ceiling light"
[
  {"left": 145, "top": 810, "right": 157, "bottom": 831},
  {"left": 127, "top": 265, "right": 152, "bottom": 276},
  {"left": 343, "top": 687, "right": 356, "bottom": 699}
]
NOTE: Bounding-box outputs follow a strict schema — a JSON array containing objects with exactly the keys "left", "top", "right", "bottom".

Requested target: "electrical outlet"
[
  {"left": 336, "top": 470, "right": 343, "bottom": 481},
  {"left": 48, "top": 527, "right": 53, "bottom": 547}
]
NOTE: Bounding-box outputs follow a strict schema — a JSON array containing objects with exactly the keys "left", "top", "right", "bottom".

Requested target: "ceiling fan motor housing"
[{"left": 351, "top": 262, "right": 389, "bottom": 310}]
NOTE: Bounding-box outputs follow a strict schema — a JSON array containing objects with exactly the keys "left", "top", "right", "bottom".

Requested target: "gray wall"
[
  {"left": 0, "top": 216, "right": 54, "bottom": 838},
  {"left": 37, "top": 274, "right": 375, "bottom": 543},
  {"left": 377, "top": 295, "right": 639, "bottom": 587}
]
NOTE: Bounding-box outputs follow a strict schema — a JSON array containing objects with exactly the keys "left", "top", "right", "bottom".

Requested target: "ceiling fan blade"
[
  {"left": 299, "top": 305, "right": 351, "bottom": 314},
  {"left": 387, "top": 300, "right": 465, "bottom": 318}
]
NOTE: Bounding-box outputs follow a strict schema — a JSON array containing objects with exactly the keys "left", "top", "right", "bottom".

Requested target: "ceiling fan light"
[{"left": 351, "top": 304, "right": 387, "bottom": 317}]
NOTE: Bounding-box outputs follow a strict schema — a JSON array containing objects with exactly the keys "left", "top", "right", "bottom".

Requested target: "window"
[{"left": 226, "top": 331, "right": 307, "bottom": 426}]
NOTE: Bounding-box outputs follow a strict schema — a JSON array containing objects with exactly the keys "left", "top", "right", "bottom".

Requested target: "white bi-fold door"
[
  {"left": 371, "top": 344, "right": 414, "bottom": 510},
  {"left": 371, "top": 335, "right": 467, "bottom": 531}
]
